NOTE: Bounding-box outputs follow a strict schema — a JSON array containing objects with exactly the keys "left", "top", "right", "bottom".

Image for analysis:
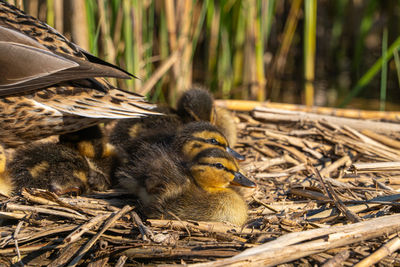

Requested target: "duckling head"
[
  {"left": 189, "top": 148, "right": 255, "bottom": 191},
  {"left": 176, "top": 122, "right": 244, "bottom": 161},
  {"left": 177, "top": 87, "right": 214, "bottom": 123}
]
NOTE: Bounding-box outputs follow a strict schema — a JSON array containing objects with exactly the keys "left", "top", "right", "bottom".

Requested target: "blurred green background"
[{"left": 8, "top": 0, "right": 400, "bottom": 110}]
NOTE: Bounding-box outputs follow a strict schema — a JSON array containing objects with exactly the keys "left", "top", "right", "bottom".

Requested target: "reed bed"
[{"left": 2, "top": 104, "right": 400, "bottom": 265}]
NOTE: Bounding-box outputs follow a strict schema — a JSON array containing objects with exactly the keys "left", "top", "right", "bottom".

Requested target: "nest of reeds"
[{"left": 2, "top": 103, "right": 400, "bottom": 266}]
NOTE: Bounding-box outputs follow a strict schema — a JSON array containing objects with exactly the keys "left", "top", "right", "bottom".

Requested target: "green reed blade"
[
  {"left": 393, "top": 49, "right": 400, "bottom": 88},
  {"left": 340, "top": 36, "right": 400, "bottom": 107},
  {"left": 379, "top": 28, "right": 388, "bottom": 111}
]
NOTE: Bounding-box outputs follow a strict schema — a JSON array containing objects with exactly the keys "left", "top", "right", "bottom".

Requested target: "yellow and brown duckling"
[
  {"left": 0, "top": 1, "right": 157, "bottom": 148},
  {"left": 116, "top": 121, "right": 244, "bottom": 166},
  {"left": 109, "top": 87, "right": 239, "bottom": 154},
  {"left": 6, "top": 142, "right": 110, "bottom": 195},
  {"left": 116, "top": 144, "right": 255, "bottom": 226}
]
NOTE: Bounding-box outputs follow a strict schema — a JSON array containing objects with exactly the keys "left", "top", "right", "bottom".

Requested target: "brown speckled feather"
[{"left": 0, "top": 1, "right": 158, "bottom": 147}]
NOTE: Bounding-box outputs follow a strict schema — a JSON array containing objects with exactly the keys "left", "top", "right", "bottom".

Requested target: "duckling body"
[
  {"left": 7, "top": 143, "right": 110, "bottom": 195},
  {"left": 109, "top": 105, "right": 180, "bottom": 150},
  {"left": 116, "top": 142, "right": 255, "bottom": 225},
  {"left": 117, "top": 142, "right": 190, "bottom": 208},
  {"left": 59, "top": 125, "right": 114, "bottom": 159},
  {"left": 60, "top": 124, "right": 121, "bottom": 186},
  {"left": 161, "top": 183, "right": 248, "bottom": 225},
  {"left": 214, "top": 107, "right": 237, "bottom": 147},
  {"left": 0, "top": 1, "right": 156, "bottom": 147}
]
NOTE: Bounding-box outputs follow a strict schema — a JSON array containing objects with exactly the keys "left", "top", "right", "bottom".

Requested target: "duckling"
[
  {"left": 109, "top": 87, "right": 239, "bottom": 154},
  {"left": 177, "top": 148, "right": 255, "bottom": 225},
  {"left": 0, "top": 146, "right": 13, "bottom": 197},
  {"left": 7, "top": 143, "right": 110, "bottom": 195},
  {"left": 117, "top": 121, "right": 243, "bottom": 167},
  {"left": 0, "top": 1, "right": 157, "bottom": 148},
  {"left": 115, "top": 121, "right": 250, "bottom": 200},
  {"left": 116, "top": 145, "right": 255, "bottom": 226}
]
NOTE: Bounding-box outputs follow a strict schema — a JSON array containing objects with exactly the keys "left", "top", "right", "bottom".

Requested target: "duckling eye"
[
  {"left": 208, "top": 138, "right": 219, "bottom": 145},
  {"left": 215, "top": 163, "right": 224, "bottom": 169}
]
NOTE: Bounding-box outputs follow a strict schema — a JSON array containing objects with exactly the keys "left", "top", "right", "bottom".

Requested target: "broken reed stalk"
[
  {"left": 312, "top": 167, "right": 361, "bottom": 223},
  {"left": 361, "top": 129, "right": 400, "bottom": 150},
  {"left": 321, "top": 251, "right": 351, "bottom": 267},
  {"left": 215, "top": 99, "right": 400, "bottom": 121},
  {"left": 62, "top": 214, "right": 109, "bottom": 244},
  {"left": 147, "top": 219, "right": 261, "bottom": 235},
  {"left": 251, "top": 107, "right": 400, "bottom": 133},
  {"left": 131, "top": 211, "right": 154, "bottom": 241},
  {"left": 191, "top": 214, "right": 400, "bottom": 267},
  {"left": 67, "top": 205, "right": 132, "bottom": 266},
  {"left": 6, "top": 203, "right": 87, "bottom": 220},
  {"left": 354, "top": 236, "right": 400, "bottom": 266}
]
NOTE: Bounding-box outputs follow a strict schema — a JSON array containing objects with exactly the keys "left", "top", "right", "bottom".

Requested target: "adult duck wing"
[{"left": 0, "top": 25, "right": 132, "bottom": 96}]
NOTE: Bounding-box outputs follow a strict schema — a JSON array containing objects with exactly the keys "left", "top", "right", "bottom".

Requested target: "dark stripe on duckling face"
[
  {"left": 190, "top": 135, "right": 226, "bottom": 149},
  {"left": 192, "top": 131, "right": 228, "bottom": 147},
  {"left": 181, "top": 130, "right": 228, "bottom": 160},
  {"left": 190, "top": 148, "right": 254, "bottom": 190},
  {"left": 196, "top": 161, "right": 237, "bottom": 179}
]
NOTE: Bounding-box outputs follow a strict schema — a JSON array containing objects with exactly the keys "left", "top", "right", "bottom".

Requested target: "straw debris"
[{"left": 2, "top": 104, "right": 400, "bottom": 266}]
